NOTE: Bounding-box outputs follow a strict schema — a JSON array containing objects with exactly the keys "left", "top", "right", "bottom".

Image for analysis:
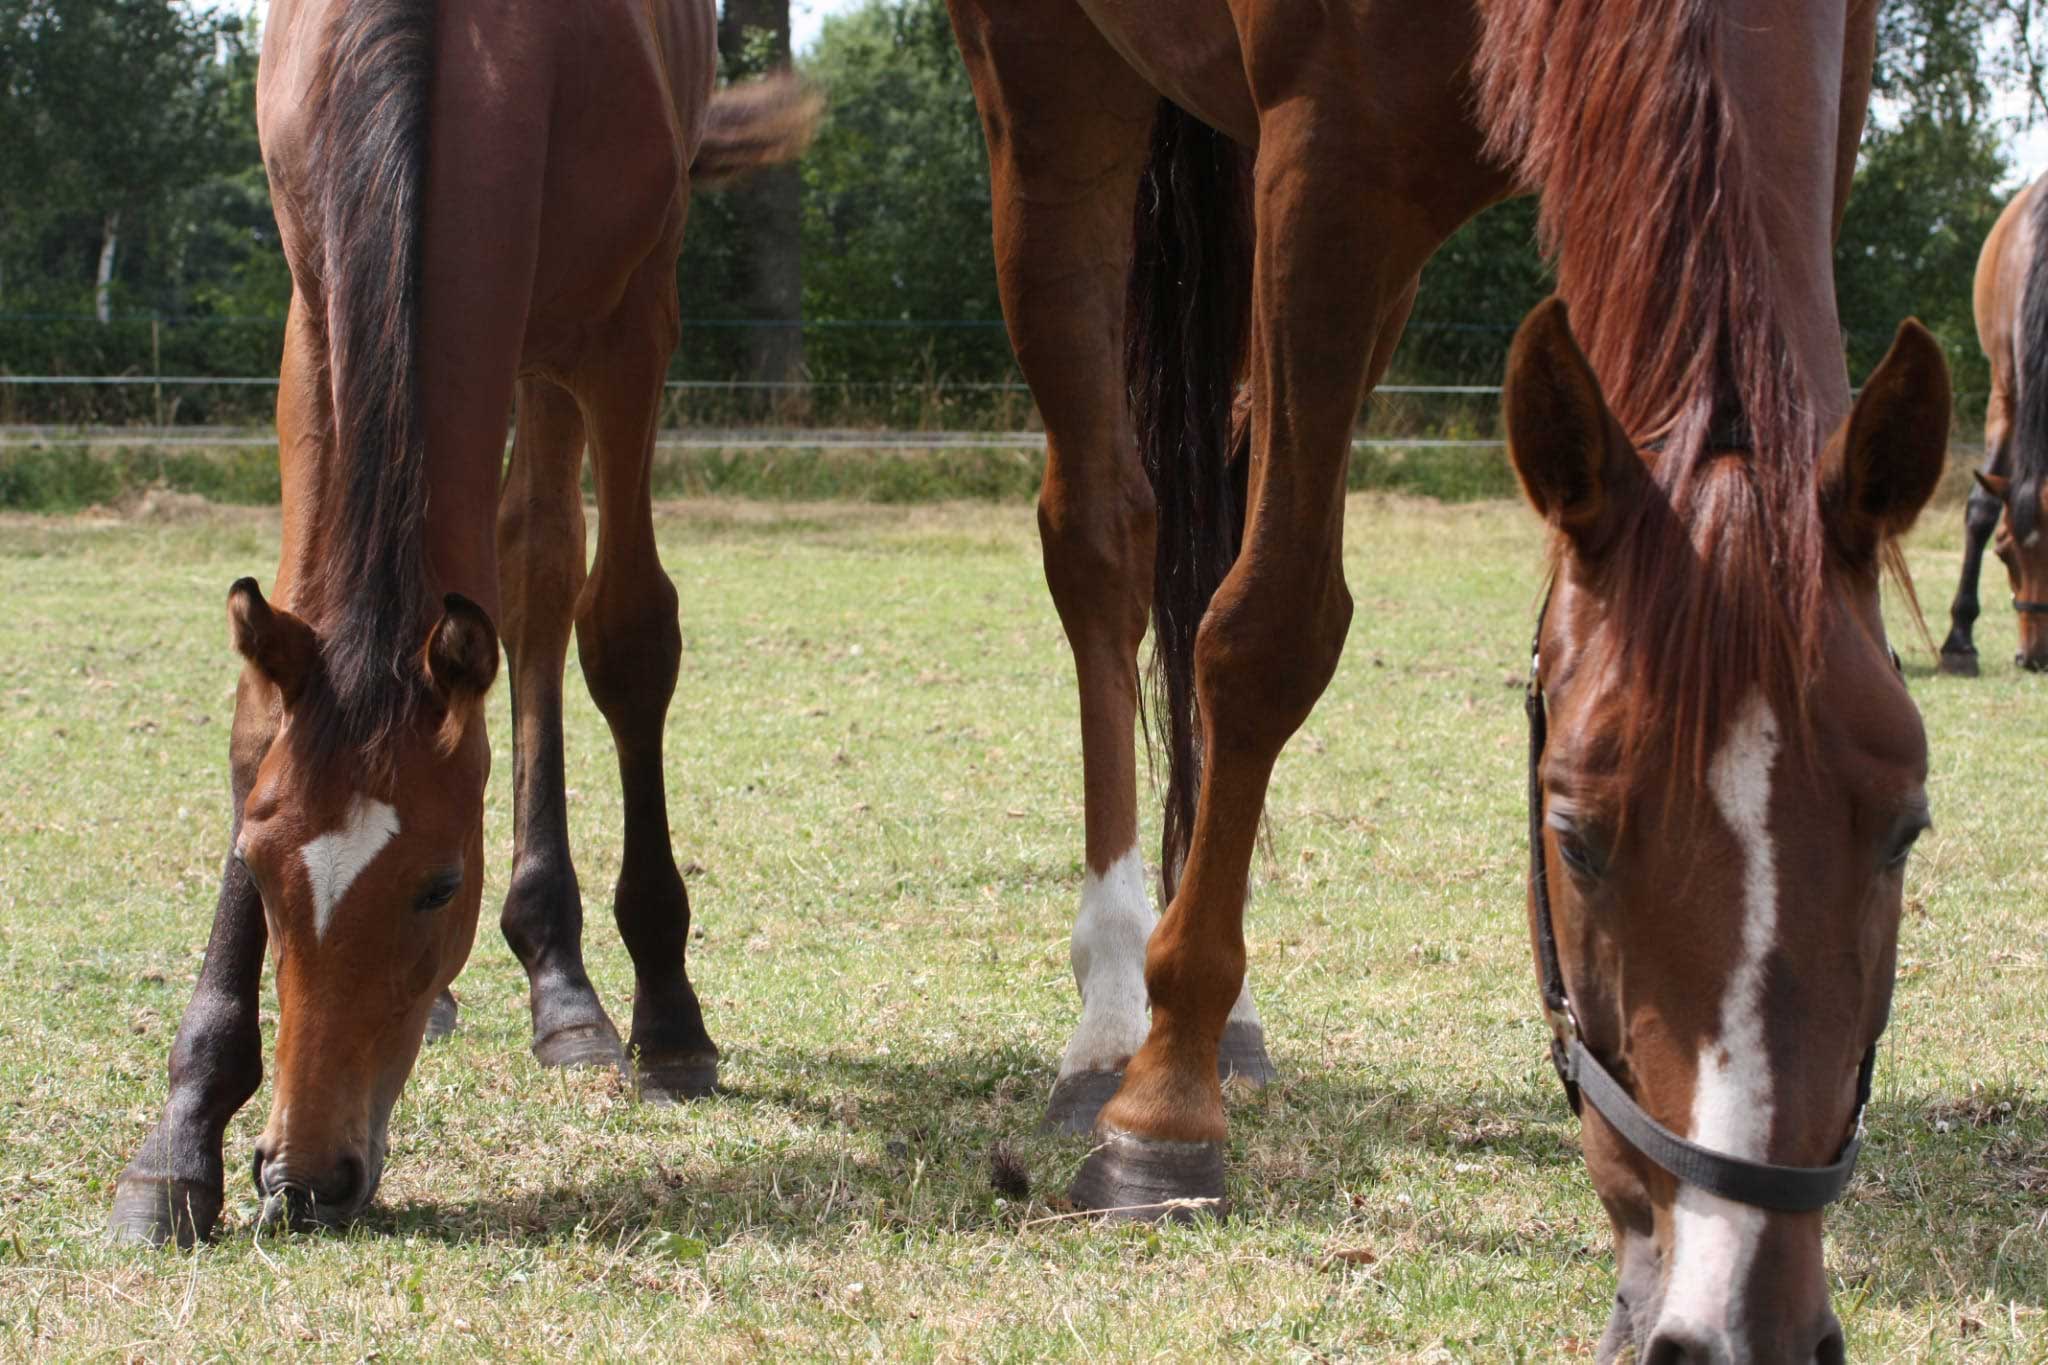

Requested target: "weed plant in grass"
[{"left": 0, "top": 495, "right": 2041, "bottom": 1358}]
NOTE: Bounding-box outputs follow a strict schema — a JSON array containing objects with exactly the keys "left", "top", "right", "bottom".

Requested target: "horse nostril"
[
  {"left": 1643, "top": 1329, "right": 1722, "bottom": 1365},
  {"left": 328, "top": 1153, "right": 365, "bottom": 1210},
  {"left": 250, "top": 1147, "right": 271, "bottom": 1196}
]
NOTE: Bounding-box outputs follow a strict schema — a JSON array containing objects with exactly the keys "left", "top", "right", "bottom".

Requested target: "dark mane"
[
  {"left": 2012, "top": 179, "right": 2048, "bottom": 540},
  {"left": 304, "top": 0, "right": 437, "bottom": 762},
  {"left": 1479, "top": 0, "right": 1828, "bottom": 777}
]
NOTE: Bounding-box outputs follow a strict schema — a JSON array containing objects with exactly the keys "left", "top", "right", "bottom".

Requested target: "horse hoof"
[
  {"left": 108, "top": 1176, "right": 220, "bottom": 1249},
  {"left": 631, "top": 1050, "right": 720, "bottom": 1105},
  {"left": 1938, "top": 648, "right": 1980, "bottom": 678},
  {"left": 424, "top": 990, "right": 459, "bottom": 1044},
  {"left": 1218, "top": 1019, "right": 1278, "bottom": 1087},
  {"left": 1068, "top": 1127, "right": 1227, "bottom": 1222},
  {"left": 1041, "top": 1071, "right": 1123, "bottom": 1136},
  {"left": 533, "top": 1021, "right": 625, "bottom": 1073}
]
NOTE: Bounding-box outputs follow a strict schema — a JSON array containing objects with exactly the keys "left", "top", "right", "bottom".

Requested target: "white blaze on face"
[
  {"left": 1660, "top": 693, "right": 1781, "bottom": 1337},
  {"left": 301, "top": 797, "right": 400, "bottom": 941}
]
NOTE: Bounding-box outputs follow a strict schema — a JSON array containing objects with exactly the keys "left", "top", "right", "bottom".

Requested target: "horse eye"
[
  {"left": 415, "top": 874, "right": 461, "bottom": 912},
  {"left": 1885, "top": 817, "right": 1929, "bottom": 871},
  {"left": 1547, "top": 812, "right": 1607, "bottom": 882}
]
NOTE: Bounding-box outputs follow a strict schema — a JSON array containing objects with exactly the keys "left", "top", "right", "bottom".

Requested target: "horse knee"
[
  {"left": 576, "top": 573, "right": 680, "bottom": 718},
  {"left": 1966, "top": 485, "right": 2003, "bottom": 540},
  {"left": 1195, "top": 562, "right": 1352, "bottom": 750}
]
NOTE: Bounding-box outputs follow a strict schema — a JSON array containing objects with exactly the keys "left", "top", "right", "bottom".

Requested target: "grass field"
[{"left": 1, "top": 490, "right": 2043, "bottom": 1360}]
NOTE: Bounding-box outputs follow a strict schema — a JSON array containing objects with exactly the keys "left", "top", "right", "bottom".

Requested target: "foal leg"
[
  {"left": 1939, "top": 390, "right": 2011, "bottom": 676},
  {"left": 574, "top": 279, "right": 717, "bottom": 1103},
  {"left": 496, "top": 379, "right": 629, "bottom": 1070},
  {"left": 952, "top": 0, "right": 1275, "bottom": 1138}
]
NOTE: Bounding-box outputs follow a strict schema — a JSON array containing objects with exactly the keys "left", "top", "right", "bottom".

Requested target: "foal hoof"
[
  {"left": 108, "top": 1176, "right": 221, "bottom": 1249},
  {"left": 1938, "top": 647, "right": 1980, "bottom": 678},
  {"left": 533, "top": 1020, "right": 626, "bottom": 1073},
  {"left": 1068, "top": 1127, "right": 1227, "bottom": 1222},
  {"left": 631, "top": 1049, "right": 720, "bottom": 1105},
  {"left": 424, "top": 989, "right": 459, "bottom": 1044},
  {"left": 1041, "top": 1071, "right": 1123, "bottom": 1136},
  {"left": 1218, "top": 1019, "right": 1278, "bottom": 1087}
]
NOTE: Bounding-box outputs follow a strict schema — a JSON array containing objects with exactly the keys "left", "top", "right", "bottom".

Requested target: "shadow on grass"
[{"left": 343, "top": 1055, "right": 2047, "bottom": 1311}]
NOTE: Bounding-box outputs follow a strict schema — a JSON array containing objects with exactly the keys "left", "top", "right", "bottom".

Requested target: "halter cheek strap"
[{"left": 1525, "top": 586, "right": 1880, "bottom": 1215}]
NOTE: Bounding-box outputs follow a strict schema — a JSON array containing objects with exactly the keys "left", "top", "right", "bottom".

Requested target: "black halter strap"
[
  {"left": 2013, "top": 597, "right": 2048, "bottom": 615},
  {"left": 1525, "top": 585, "right": 1879, "bottom": 1214}
]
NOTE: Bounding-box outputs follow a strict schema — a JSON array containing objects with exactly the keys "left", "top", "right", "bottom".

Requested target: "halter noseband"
[
  {"left": 2013, "top": 597, "right": 2048, "bottom": 615},
  {"left": 1525, "top": 586, "right": 1879, "bottom": 1214}
]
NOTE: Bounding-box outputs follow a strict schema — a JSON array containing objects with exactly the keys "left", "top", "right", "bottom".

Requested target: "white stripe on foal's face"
[
  {"left": 301, "top": 797, "right": 400, "bottom": 941},
  {"left": 1660, "top": 693, "right": 1781, "bottom": 1339}
]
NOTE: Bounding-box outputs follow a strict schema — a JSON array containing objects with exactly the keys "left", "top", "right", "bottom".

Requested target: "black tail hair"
[
  {"left": 2013, "top": 183, "right": 2048, "bottom": 542},
  {"left": 1126, "top": 99, "right": 1253, "bottom": 905}
]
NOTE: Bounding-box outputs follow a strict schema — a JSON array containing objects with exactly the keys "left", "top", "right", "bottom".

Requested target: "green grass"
[{"left": 0, "top": 492, "right": 2042, "bottom": 1360}]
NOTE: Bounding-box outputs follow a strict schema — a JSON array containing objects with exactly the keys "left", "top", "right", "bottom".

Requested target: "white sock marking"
[
  {"left": 1058, "top": 847, "right": 1156, "bottom": 1079},
  {"left": 301, "top": 797, "right": 400, "bottom": 941},
  {"left": 1660, "top": 693, "right": 1780, "bottom": 1339}
]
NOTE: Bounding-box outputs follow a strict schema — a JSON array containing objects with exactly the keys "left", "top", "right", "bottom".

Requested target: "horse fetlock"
[{"left": 108, "top": 1121, "right": 228, "bottom": 1248}]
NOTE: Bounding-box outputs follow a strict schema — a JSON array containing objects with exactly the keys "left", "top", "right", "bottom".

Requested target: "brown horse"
[
  {"left": 949, "top": 0, "right": 1948, "bottom": 1355},
  {"left": 107, "top": 0, "right": 814, "bottom": 1246},
  {"left": 1939, "top": 172, "right": 2048, "bottom": 673}
]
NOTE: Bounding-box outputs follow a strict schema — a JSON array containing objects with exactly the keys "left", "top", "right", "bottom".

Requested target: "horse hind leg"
[
  {"left": 953, "top": 0, "right": 1274, "bottom": 1140},
  {"left": 496, "top": 378, "right": 628, "bottom": 1073},
  {"left": 572, "top": 278, "right": 717, "bottom": 1104}
]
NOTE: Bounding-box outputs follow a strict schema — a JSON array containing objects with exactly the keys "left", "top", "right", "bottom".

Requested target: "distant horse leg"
[
  {"left": 1073, "top": 145, "right": 1443, "bottom": 1216},
  {"left": 1940, "top": 406, "right": 2010, "bottom": 676},
  {"left": 497, "top": 378, "right": 626, "bottom": 1071},
  {"left": 574, "top": 277, "right": 716, "bottom": 1103}
]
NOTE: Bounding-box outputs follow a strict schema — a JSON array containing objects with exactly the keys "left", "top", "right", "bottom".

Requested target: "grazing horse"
[
  {"left": 949, "top": 0, "right": 1949, "bottom": 1355},
  {"left": 1938, "top": 172, "right": 2048, "bottom": 673},
  {"left": 108, "top": 0, "right": 815, "bottom": 1246}
]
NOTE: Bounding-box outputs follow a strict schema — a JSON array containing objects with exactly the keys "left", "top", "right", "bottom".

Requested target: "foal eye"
[
  {"left": 1885, "top": 820, "right": 1928, "bottom": 871},
  {"left": 415, "top": 874, "right": 461, "bottom": 912}
]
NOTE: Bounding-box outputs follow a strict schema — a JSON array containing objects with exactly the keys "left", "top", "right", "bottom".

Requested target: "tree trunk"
[
  {"left": 95, "top": 211, "right": 120, "bottom": 324},
  {"left": 716, "top": 0, "right": 803, "bottom": 396}
]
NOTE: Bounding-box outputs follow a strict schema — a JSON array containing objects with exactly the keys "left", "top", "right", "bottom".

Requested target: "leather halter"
[
  {"left": 2013, "top": 597, "right": 2048, "bottom": 615},
  {"left": 1525, "top": 586, "right": 1878, "bottom": 1214}
]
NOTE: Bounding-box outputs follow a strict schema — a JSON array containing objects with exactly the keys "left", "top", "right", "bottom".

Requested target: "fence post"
[{"left": 151, "top": 317, "right": 164, "bottom": 429}]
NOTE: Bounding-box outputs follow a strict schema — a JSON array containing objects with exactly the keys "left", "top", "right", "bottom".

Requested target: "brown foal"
[
  {"left": 950, "top": 0, "right": 1948, "bottom": 1356},
  {"left": 1938, "top": 171, "right": 2048, "bottom": 672},
  {"left": 109, "top": 0, "right": 813, "bottom": 1246}
]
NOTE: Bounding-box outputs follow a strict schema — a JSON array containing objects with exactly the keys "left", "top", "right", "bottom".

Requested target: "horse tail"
[
  {"left": 2011, "top": 180, "right": 2048, "bottom": 541},
  {"left": 691, "top": 73, "right": 823, "bottom": 185},
  {"left": 307, "top": 0, "right": 437, "bottom": 756},
  {"left": 1126, "top": 98, "right": 1253, "bottom": 904}
]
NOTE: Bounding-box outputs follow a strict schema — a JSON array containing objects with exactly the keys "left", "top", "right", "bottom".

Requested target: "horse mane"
[
  {"left": 1478, "top": 0, "right": 1829, "bottom": 779},
  {"left": 301, "top": 0, "right": 437, "bottom": 765},
  {"left": 2011, "top": 178, "right": 2048, "bottom": 541}
]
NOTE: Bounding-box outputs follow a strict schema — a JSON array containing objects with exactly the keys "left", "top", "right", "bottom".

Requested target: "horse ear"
[
  {"left": 425, "top": 594, "right": 499, "bottom": 704},
  {"left": 227, "top": 578, "right": 317, "bottom": 704},
  {"left": 1820, "top": 319, "right": 1951, "bottom": 566},
  {"left": 1503, "top": 297, "right": 1643, "bottom": 561},
  {"left": 1974, "top": 470, "right": 2011, "bottom": 501}
]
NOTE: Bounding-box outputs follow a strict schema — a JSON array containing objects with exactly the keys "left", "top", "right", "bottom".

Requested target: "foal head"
[
  {"left": 1507, "top": 302, "right": 1948, "bottom": 1362},
  {"left": 226, "top": 579, "right": 498, "bottom": 1228}
]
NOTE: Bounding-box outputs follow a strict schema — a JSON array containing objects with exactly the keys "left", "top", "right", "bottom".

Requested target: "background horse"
[
  {"left": 948, "top": 0, "right": 1947, "bottom": 1356},
  {"left": 1938, "top": 171, "right": 2048, "bottom": 673},
  {"left": 108, "top": 0, "right": 813, "bottom": 1247}
]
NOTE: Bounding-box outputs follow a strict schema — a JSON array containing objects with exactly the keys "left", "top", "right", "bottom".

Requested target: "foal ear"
[
  {"left": 424, "top": 594, "right": 500, "bottom": 704},
  {"left": 227, "top": 578, "right": 317, "bottom": 705},
  {"left": 1503, "top": 297, "right": 1643, "bottom": 561},
  {"left": 1974, "top": 470, "right": 2011, "bottom": 501},
  {"left": 1820, "top": 319, "right": 1951, "bottom": 566}
]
